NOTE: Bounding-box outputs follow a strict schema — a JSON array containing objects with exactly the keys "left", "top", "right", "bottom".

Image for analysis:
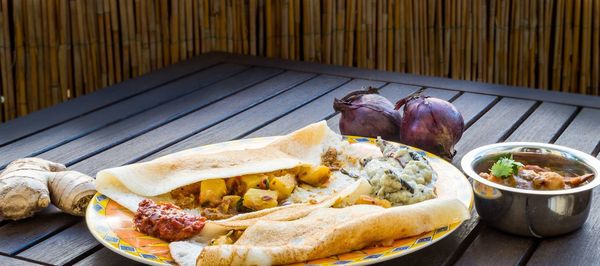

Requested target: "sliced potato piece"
[
  {"left": 355, "top": 195, "right": 392, "bottom": 208},
  {"left": 269, "top": 174, "right": 297, "bottom": 200},
  {"left": 240, "top": 174, "right": 269, "bottom": 193},
  {"left": 298, "top": 165, "right": 331, "bottom": 187},
  {"left": 200, "top": 179, "right": 227, "bottom": 207},
  {"left": 221, "top": 195, "right": 241, "bottom": 212},
  {"left": 242, "top": 188, "right": 278, "bottom": 211}
]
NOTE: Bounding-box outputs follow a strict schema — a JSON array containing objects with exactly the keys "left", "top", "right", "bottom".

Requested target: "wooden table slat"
[
  {"left": 455, "top": 226, "right": 534, "bottom": 266},
  {"left": 446, "top": 93, "right": 498, "bottom": 128},
  {"left": 37, "top": 71, "right": 314, "bottom": 167},
  {"left": 73, "top": 248, "right": 143, "bottom": 266},
  {"left": 553, "top": 108, "right": 600, "bottom": 153},
  {"left": 0, "top": 206, "right": 77, "bottom": 255},
  {"left": 526, "top": 108, "right": 600, "bottom": 266},
  {"left": 0, "top": 53, "right": 223, "bottom": 146},
  {"left": 0, "top": 254, "right": 41, "bottom": 266},
  {"left": 0, "top": 63, "right": 251, "bottom": 169},
  {"left": 452, "top": 98, "right": 538, "bottom": 164},
  {"left": 145, "top": 76, "right": 351, "bottom": 161},
  {"left": 17, "top": 222, "right": 98, "bottom": 265},
  {"left": 505, "top": 102, "right": 578, "bottom": 143}
]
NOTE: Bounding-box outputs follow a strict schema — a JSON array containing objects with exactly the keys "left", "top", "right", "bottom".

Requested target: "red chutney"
[{"left": 134, "top": 199, "right": 206, "bottom": 241}]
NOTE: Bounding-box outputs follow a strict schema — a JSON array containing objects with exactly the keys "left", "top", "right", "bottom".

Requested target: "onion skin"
[
  {"left": 333, "top": 87, "right": 402, "bottom": 142},
  {"left": 395, "top": 90, "right": 464, "bottom": 160}
]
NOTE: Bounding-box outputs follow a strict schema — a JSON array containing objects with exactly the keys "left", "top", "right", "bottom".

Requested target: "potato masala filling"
[{"left": 134, "top": 140, "right": 439, "bottom": 242}]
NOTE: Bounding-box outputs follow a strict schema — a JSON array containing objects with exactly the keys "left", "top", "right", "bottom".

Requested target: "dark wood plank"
[
  {"left": 0, "top": 64, "right": 252, "bottom": 169},
  {"left": 505, "top": 102, "right": 578, "bottom": 142},
  {"left": 0, "top": 71, "right": 313, "bottom": 256},
  {"left": 17, "top": 222, "right": 97, "bottom": 265},
  {"left": 37, "top": 71, "right": 314, "bottom": 166},
  {"left": 0, "top": 255, "right": 41, "bottom": 266},
  {"left": 452, "top": 98, "right": 538, "bottom": 164},
  {"left": 73, "top": 248, "right": 144, "bottom": 266},
  {"left": 455, "top": 226, "right": 534, "bottom": 266},
  {"left": 144, "top": 75, "right": 351, "bottom": 161},
  {"left": 0, "top": 206, "right": 78, "bottom": 255},
  {"left": 221, "top": 52, "right": 600, "bottom": 109},
  {"left": 246, "top": 79, "right": 391, "bottom": 138},
  {"left": 526, "top": 108, "right": 600, "bottom": 266},
  {"left": 450, "top": 93, "right": 498, "bottom": 128},
  {"left": 0, "top": 53, "right": 224, "bottom": 146},
  {"left": 553, "top": 108, "right": 600, "bottom": 153}
]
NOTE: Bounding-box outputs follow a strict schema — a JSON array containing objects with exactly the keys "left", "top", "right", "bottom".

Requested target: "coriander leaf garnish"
[{"left": 490, "top": 156, "right": 524, "bottom": 179}]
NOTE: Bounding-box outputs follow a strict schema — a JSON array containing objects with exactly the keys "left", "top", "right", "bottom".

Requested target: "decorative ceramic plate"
[{"left": 86, "top": 136, "right": 473, "bottom": 265}]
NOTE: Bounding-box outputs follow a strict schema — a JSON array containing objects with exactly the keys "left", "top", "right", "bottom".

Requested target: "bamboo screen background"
[{"left": 0, "top": 0, "right": 598, "bottom": 122}]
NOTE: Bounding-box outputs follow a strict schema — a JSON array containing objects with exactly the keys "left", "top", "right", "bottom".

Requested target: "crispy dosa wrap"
[
  {"left": 94, "top": 121, "right": 341, "bottom": 212},
  {"left": 197, "top": 198, "right": 469, "bottom": 266}
]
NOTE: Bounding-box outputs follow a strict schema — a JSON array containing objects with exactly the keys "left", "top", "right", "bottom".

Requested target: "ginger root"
[
  {"left": 0, "top": 158, "right": 96, "bottom": 220},
  {"left": 48, "top": 171, "right": 95, "bottom": 216}
]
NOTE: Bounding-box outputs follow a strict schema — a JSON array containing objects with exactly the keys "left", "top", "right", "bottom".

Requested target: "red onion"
[
  {"left": 395, "top": 89, "right": 464, "bottom": 160},
  {"left": 333, "top": 87, "right": 402, "bottom": 142}
]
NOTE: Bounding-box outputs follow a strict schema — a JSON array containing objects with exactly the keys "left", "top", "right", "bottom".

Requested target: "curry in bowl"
[{"left": 475, "top": 152, "right": 595, "bottom": 191}]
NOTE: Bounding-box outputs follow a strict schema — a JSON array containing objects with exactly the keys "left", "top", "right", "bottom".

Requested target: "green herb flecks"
[{"left": 490, "top": 155, "right": 524, "bottom": 179}]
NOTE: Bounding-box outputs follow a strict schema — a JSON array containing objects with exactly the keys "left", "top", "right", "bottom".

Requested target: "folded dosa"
[
  {"left": 95, "top": 121, "right": 340, "bottom": 211},
  {"left": 198, "top": 198, "right": 469, "bottom": 266}
]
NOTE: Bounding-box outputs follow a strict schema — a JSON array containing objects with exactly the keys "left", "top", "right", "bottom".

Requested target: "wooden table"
[{"left": 1, "top": 53, "right": 599, "bottom": 266}]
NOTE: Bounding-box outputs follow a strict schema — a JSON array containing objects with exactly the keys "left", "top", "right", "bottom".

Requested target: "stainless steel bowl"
[{"left": 461, "top": 142, "right": 600, "bottom": 237}]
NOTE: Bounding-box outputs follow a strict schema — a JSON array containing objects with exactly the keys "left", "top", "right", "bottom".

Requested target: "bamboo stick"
[
  {"left": 48, "top": 0, "right": 60, "bottom": 104},
  {"left": 376, "top": 0, "right": 383, "bottom": 70},
  {"left": 465, "top": 0, "right": 472, "bottom": 80},
  {"left": 570, "top": 0, "right": 582, "bottom": 93},
  {"left": 24, "top": 0, "right": 38, "bottom": 110},
  {"left": 314, "top": 0, "right": 321, "bottom": 62},
  {"left": 97, "top": 0, "right": 107, "bottom": 88},
  {"left": 14, "top": 0, "right": 27, "bottom": 115},
  {"left": 58, "top": 0, "right": 71, "bottom": 100},
  {"left": 178, "top": 0, "right": 186, "bottom": 60},
  {"left": 38, "top": 0, "right": 48, "bottom": 108},
  {"left": 103, "top": 0, "right": 114, "bottom": 84},
  {"left": 148, "top": 0, "right": 158, "bottom": 69},
  {"left": 580, "top": 0, "right": 591, "bottom": 94},
  {"left": 1, "top": 0, "right": 15, "bottom": 118},
  {"left": 528, "top": 0, "right": 536, "bottom": 88},
  {"left": 345, "top": 0, "right": 355, "bottom": 66},
  {"left": 561, "top": 0, "right": 573, "bottom": 92},
  {"left": 258, "top": 0, "right": 264, "bottom": 55},
  {"left": 137, "top": 0, "right": 149, "bottom": 74},
  {"left": 86, "top": 0, "right": 100, "bottom": 91},
  {"left": 185, "top": 0, "right": 193, "bottom": 56},
  {"left": 593, "top": 0, "right": 599, "bottom": 95}
]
